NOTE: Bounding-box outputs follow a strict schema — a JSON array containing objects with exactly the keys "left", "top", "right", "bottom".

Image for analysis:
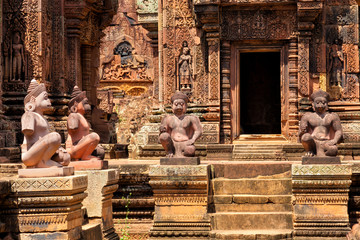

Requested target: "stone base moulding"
[
  {"left": 18, "top": 166, "right": 75, "bottom": 178},
  {"left": 149, "top": 164, "right": 211, "bottom": 239},
  {"left": 0, "top": 175, "right": 88, "bottom": 240},
  {"left": 69, "top": 160, "right": 109, "bottom": 170},
  {"left": 75, "top": 169, "right": 120, "bottom": 240},
  {"left": 292, "top": 164, "right": 352, "bottom": 239}
]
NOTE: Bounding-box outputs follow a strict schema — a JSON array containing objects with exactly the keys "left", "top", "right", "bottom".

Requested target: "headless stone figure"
[
  {"left": 299, "top": 89, "right": 343, "bottom": 157},
  {"left": 159, "top": 91, "right": 202, "bottom": 158},
  {"left": 21, "top": 79, "right": 70, "bottom": 168},
  {"left": 66, "top": 86, "right": 104, "bottom": 161}
]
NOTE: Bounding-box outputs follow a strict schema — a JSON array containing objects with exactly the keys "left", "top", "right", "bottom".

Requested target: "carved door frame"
[{"left": 230, "top": 42, "right": 289, "bottom": 140}]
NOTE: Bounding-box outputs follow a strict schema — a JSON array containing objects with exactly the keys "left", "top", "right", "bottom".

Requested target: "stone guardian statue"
[
  {"left": 299, "top": 89, "right": 343, "bottom": 162},
  {"left": 21, "top": 79, "right": 70, "bottom": 168},
  {"left": 159, "top": 91, "right": 202, "bottom": 159}
]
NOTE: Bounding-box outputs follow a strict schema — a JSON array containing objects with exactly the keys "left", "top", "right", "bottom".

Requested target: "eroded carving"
[{"left": 328, "top": 40, "right": 345, "bottom": 86}]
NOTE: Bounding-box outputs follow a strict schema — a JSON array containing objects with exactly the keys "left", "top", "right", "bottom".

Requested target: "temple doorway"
[{"left": 239, "top": 52, "right": 281, "bottom": 134}]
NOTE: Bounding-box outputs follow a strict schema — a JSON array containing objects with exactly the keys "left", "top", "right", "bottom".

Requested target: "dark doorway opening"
[{"left": 240, "top": 52, "right": 281, "bottom": 134}]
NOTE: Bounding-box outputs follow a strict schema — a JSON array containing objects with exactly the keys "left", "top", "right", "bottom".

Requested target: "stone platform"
[
  {"left": 302, "top": 156, "right": 341, "bottom": 165},
  {"left": 160, "top": 157, "right": 200, "bottom": 165},
  {"left": 149, "top": 164, "right": 210, "bottom": 239},
  {"left": 76, "top": 169, "right": 119, "bottom": 240},
  {"left": 0, "top": 175, "right": 88, "bottom": 240},
  {"left": 292, "top": 164, "right": 352, "bottom": 239},
  {"left": 18, "top": 166, "right": 74, "bottom": 178}
]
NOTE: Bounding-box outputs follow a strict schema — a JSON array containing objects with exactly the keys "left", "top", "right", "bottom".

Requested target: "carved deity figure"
[
  {"left": 178, "top": 41, "right": 192, "bottom": 89},
  {"left": 328, "top": 42, "right": 344, "bottom": 86},
  {"left": 299, "top": 89, "right": 343, "bottom": 157},
  {"left": 21, "top": 79, "right": 70, "bottom": 168},
  {"left": 66, "top": 86, "right": 105, "bottom": 160},
  {"left": 159, "top": 91, "right": 202, "bottom": 158},
  {"left": 11, "top": 32, "right": 24, "bottom": 81}
]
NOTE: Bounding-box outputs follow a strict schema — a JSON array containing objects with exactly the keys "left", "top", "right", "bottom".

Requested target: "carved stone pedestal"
[
  {"left": 149, "top": 165, "right": 210, "bottom": 239},
  {"left": 69, "top": 160, "right": 108, "bottom": 170},
  {"left": 0, "top": 175, "right": 88, "bottom": 240},
  {"left": 76, "top": 169, "right": 119, "bottom": 240},
  {"left": 292, "top": 164, "right": 352, "bottom": 239}
]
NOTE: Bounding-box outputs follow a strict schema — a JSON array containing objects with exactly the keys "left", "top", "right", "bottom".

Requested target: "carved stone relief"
[{"left": 221, "top": 10, "right": 296, "bottom": 40}]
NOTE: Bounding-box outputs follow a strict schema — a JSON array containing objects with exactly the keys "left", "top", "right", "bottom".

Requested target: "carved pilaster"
[
  {"left": 297, "top": 0, "right": 324, "bottom": 97},
  {"left": 292, "top": 164, "right": 351, "bottom": 238},
  {"left": 220, "top": 41, "right": 231, "bottom": 144},
  {"left": 288, "top": 37, "right": 300, "bottom": 142}
]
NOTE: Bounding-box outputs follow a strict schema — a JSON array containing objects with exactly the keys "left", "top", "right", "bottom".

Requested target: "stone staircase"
[
  {"left": 232, "top": 144, "right": 286, "bottom": 161},
  {"left": 209, "top": 162, "right": 293, "bottom": 240}
]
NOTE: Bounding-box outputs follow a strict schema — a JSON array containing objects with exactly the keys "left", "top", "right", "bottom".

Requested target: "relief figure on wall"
[
  {"left": 328, "top": 41, "right": 344, "bottom": 87},
  {"left": 11, "top": 32, "right": 24, "bottom": 81},
  {"left": 178, "top": 41, "right": 192, "bottom": 90}
]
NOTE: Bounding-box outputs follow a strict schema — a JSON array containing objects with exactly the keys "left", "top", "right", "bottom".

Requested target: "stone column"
[
  {"left": 292, "top": 164, "right": 352, "bottom": 239},
  {"left": 149, "top": 164, "right": 210, "bottom": 239},
  {"left": 76, "top": 169, "right": 120, "bottom": 240},
  {"left": 0, "top": 175, "right": 88, "bottom": 240}
]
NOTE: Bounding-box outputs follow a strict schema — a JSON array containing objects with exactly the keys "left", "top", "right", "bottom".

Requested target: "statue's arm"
[
  {"left": 67, "top": 113, "right": 79, "bottom": 130},
  {"left": 299, "top": 114, "right": 309, "bottom": 138},
  {"left": 189, "top": 116, "right": 203, "bottom": 144},
  {"left": 21, "top": 112, "right": 35, "bottom": 136},
  {"left": 159, "top": 115, "right": 170, "bottom": 133},
  {"left": 331, "top": 113, "right": 343, "bottom": 144}
]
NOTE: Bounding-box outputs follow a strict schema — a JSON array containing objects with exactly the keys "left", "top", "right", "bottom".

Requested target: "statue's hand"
[
  {"left": 327, "top": 139, "right": 337, "bottom": 146},
  {"left": 159, "top": 126, "right": 167, "bottom": 133},
  {"left": 185, "top": 139, "right": 195, "bottom": 146}
]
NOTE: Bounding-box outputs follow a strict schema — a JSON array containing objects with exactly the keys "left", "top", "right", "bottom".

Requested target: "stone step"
[
  {"left": 232, "top": 154, "right": 285, "bottom": 161},
  {"left": 211, "top": 194, "right": 291, "bottom": 204},
  {"left": 210, "top": 230, "right": 293, "bottom": 240},
  {"left": 211, "top": 179, "right": 292, "bottom": 195},
  {"left": 210, "top": 212, "right": 293, "bottom": 230},
  {"left": 211, "top": 162, "right": 291, "bottom": 179},
  {"left": 213, "top": 203, "right": 292, "bottom": 212}
]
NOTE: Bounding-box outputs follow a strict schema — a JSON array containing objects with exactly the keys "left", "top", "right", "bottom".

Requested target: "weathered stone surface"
[
  {"left": 160, "top": 157, "right": 200, "bottom": 165},
  {"left": 302, "top": 156, "right": 341, "bottom": 165},
  {"left": 68, "top": 160, "right": 108, "bottom": 170},
  {"left": 149, "top": 164, "right": 210, "bottom": 239},
  {"left": 292, "top": 164, "right": 351, "bottom": 238},
  {"left": 81, "top": 223, "right": 102, "bottom": 240},
  {"left": 75, "top": 169, "right": 119, "bottom": 240},
  {"left": 0, "top": 175, "right": 87, "bottom": 239},
  {"left": 18, "top": 166, "right": 74, "bottom": 178},
  {"left": 212, "top": 179, "right": 292, "bottom": 195}
]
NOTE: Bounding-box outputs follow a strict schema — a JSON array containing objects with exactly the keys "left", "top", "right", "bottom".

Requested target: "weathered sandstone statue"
[
  {"left": 159, "top": 91, "right": 202, "bottom": 158},
  {"left": 66, "top": 86, "right": 104, "bottom": 161},
  {"left": 299, "top": 89, "right": 343, "bottom": 157},
  {"left": 21, "top": 79, "right": 70, "bottom": 168}
]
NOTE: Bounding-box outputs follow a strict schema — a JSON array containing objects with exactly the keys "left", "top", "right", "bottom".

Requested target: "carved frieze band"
[
  {"left": 294, "top": 195, "right": 349, "bottom": 204},
  {"left": 292, "top": 164, "right": 352, "bottom": 176},
  {"left": 221, "top": 10, "right": 296, "bottom": 40}
]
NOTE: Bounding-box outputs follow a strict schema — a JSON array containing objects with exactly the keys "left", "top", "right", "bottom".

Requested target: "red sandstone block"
[
  {"left": 68, "top": 160, "right": 108, "bottom": 170},
  {"left": 18, "top": 166, "right": 74, "bottom": 178}
]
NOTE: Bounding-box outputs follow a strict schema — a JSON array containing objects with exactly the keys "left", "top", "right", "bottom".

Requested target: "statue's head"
[
  {"left": 69, "top": 86, "right": 91, "bottom": 114},
  {"left": 13, "top": 32, "right": 20, "bottom": 44},
  {"left": 182, "top": 41, "right": 189, "bottom": 55},
  {"left": 171, "top": 91, "right": 188, "bottom": 116},
  {"left": 24, "top": 79, "right": 51, "bottom": 112},
  {"left": 311, "top": 89, "right": 330, "bottom": 114}
]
